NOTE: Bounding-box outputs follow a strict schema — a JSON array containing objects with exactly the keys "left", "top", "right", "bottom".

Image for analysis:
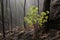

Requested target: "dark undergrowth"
[{"left": 0, "top": 27, "right": 60, "bottom": 40}]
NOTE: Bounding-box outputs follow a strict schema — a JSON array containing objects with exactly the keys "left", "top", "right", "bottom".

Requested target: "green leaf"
[
  {"left": 43, "top": 19, "right": 47, "bottom": 23},
  {"left": 46, "top": 11, "right": 49, "bottom": 14},
  {"left": 40, "top": 12, "right": 46, "bottom": 16},
  {"left": 45, "top": 16, "right": 48, "bottom": 19}
]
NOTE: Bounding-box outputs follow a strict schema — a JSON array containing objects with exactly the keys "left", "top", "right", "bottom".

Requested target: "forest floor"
[{"left": 0, "top": 28, "right": 60, "bottom": 40}]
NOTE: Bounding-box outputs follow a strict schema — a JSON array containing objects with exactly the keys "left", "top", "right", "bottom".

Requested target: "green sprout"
[{"left": 24, "top": 6, "right": 49, "bottom": 27}]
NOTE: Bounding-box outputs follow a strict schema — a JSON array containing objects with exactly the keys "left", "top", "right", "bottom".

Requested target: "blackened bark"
[
  {"left": 15, "top": 0, "right": 17, "bottom": 26},
  {"left": 38, "top": 0, "right": 39, "bottom": 14},
  {"left": 43, "top": 0, "right": 50, "bottom": 11},
  {"left": 43, "top": 0, "right": 50, "bottom": 32},
  {"left": 45, "top": 0, "right": 60, "bottom": 31},
  {"left": 1, "top": 0, "right": 5, "bottom": 39},
  {"left": 50, "top": 0, "right": 60, "bottom": 20},
  {"left": 33, "top": 24, "right": 39, "bottom": 40},
  {"left": 49, "top": 0, "right": 60, "bottom": 30},
  {"left": 9, "top": 0, "right": 12, "bottom": 32},
  {"left": 24, "top": 0, "right": 26, "bottom": 28}
]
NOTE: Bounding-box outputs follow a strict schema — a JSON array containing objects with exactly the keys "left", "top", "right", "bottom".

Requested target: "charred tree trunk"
[
  {"left": 15, "top": 0, "right": 17, "bottom": 27},
  {"left": 24, "top": 0, "right": 26, "bottom": 29},
  {"left": 43, "top": 0, "right": 51, "bottom": 32},
  {"left": 33, "top": 24, "right": 39, "bottom": 40},
  {"left": 33, "top": 0, "right": 40, "bottom": 40},
  {"left": 44, "top": 0, "right": 50, "bottom": 11},
  {"left": 38, "top": 0, "right": 39, "bottom": 14},
  {"left": 9, "top": 0, "right": 12, "bottom": 32},
  {"left": 34, "top": 0, "right": 40, "bottom": 40},
  {"left": 1, "top": 0, "right": 5, "bottom": 39}
]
